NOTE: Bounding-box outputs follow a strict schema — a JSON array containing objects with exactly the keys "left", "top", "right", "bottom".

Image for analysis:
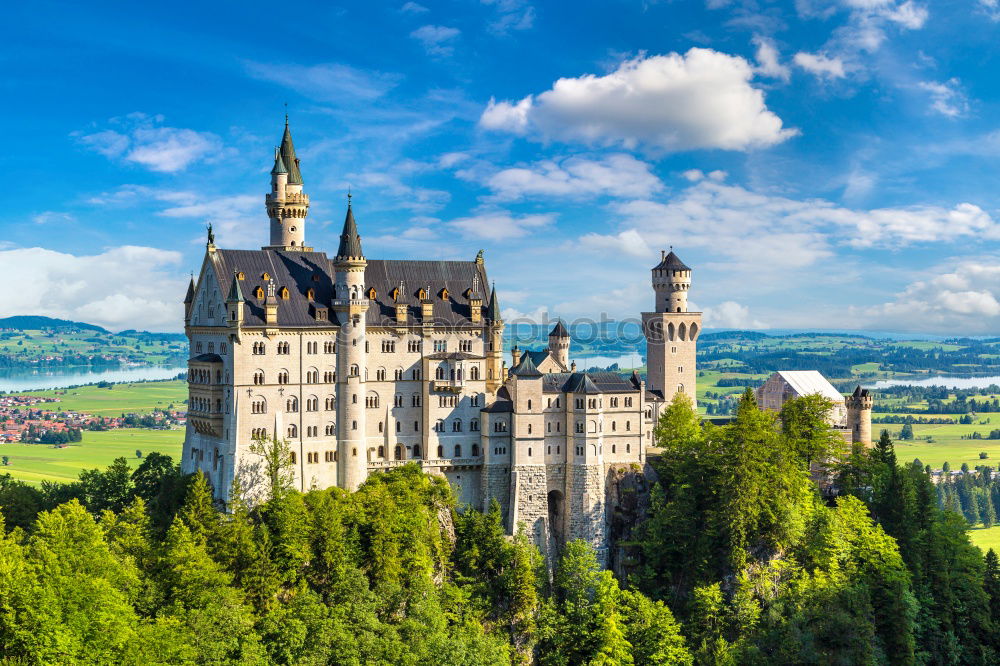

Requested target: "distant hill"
[{"left": 0, "top": 316, "right": 109, "bottom": 333}]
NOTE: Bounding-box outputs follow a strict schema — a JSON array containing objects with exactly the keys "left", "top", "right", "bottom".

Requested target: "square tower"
[{"left": 642, "top": 250, "right": 701, "bottom": 405}]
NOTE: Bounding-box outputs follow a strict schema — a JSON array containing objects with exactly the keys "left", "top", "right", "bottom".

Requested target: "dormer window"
[
  {"left": 306, "top": 288, "right": 315, "bottom": 300},
  {"left": 262, "top": 272, "right": 271, "bottom": 281},
  {"left": 255, "top": 286, "right": 264, "bottom": 299},
  {"left": 312, "top": 273, "right": 320, "bottom": 282},
  {"left": 368, "top": 287, "right": 377, "bottom": 299},
  {"left": 440, "top": 288, "right": 449, "bottom": 300},
  {"left": 418, "top": 288, "right": 427, "bottom": 300},
  {"left": 279, "top": 287, "right": 290, "bottom": 300},
  {"left": 391, "top": 287, "right": 400, "bottom": 301},
  {"left": 236, "top": 271, "right": 245, "bottom": 280}
]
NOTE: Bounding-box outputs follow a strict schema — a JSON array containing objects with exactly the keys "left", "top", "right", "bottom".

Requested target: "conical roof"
[
  {"left": 549, "top": 320, "right": 569, "bottom": 338},
  {"left": 183, "top": 277, "right": 195, "bottom": 304},
  {"left": 486, "top": 284, "right": 500, "bottom": 321},
  {"left": 279, "top": 121, "right": 303, "bottom": 185},
  {"left": 226, "top": 273, "right": 244, "bottom": 303},
  {"left": 653, "top": 250, "right": 690, "bottom": 271},
  {"left": 336, "top": 204, "right": 364, "bottom": 259},
  {"left": 271, "top": 148, "right": 287, "bottom": 176},
  {"left": 512, "top": 353, "right": 542, "bottom": 377}
]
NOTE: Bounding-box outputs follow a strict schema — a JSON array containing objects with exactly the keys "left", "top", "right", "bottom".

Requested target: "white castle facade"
[{"left": 181, "top": 121, "right": 701, "bottom": 560}]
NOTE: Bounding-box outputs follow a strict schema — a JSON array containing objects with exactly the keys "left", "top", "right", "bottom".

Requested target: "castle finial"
[
  {"left": 347, "top": 187, "right": 352, "bottom": 208},
  {"left": 284, "top": 101, "right": 288, "bottom": 126},
  {"left": 207, "top": 223, "right": 215, "bottom": 246}
]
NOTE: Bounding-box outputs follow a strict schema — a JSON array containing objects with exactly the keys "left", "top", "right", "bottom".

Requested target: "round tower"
[
  {"left": 265, "top": 118, "right": 310, "bottom": 250},
  {"left": 547, "top": 320, "right": 570, "bottom": 369},
  {"left": 652, "top": 249, "right": 691, "bottom": 313},
  {"left": 333, "top": 198, "right": 369, "bottom": 491},
  {"left": 845, "top": 385, "right": 873, "bottom": 447}
]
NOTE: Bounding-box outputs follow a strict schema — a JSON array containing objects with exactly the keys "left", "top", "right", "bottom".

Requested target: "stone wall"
[{"left": 605, "top": 462, "right": 657, "bottom": 581}]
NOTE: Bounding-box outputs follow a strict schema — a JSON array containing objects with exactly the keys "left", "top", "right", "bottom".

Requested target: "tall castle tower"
[
  {"left": 265, "top": 118, "right": 311, "bottom": 251},
  {"left": 548, "top": 321, "right": 570, "bottom": 370},
  {"left": 334, "top": 199, "right": 369, "bottom": 490},
  {"left": 485, "top": 284, "right": 504, "bottom": 394},
  {"left": 845, "top": 385, "right": 873, "bottom": 447},
  {"left": 642, "top": 250, "right": 701, "bottom": 404}
]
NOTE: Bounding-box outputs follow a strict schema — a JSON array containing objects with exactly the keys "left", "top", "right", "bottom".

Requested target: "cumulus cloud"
[
  {"left": 578, "top": 229, "right": 651, "bottom": 257},
  {"left": 76, "top": 114, "right": 222, "bottom": 173},
  {"left": 857, "top": 260, "right": 1000, "bottom": 333},
  {"left": 449, "top": 211, "right": 555, "bottom": 240},
  {"left": 400, "top": 1, "right": 428, "bottom": 12},
  {"left": 0, "top": 246, "right": 185, "bottom": 331},
  {"left": 410, "top": 25, "right": 461, "bottom": 56},
  {"left": 586, "top": 181, "right": 1000, "bottom": 278},
  {"left": 918, "top": 79, "right": 968, "bottom": 118},
  {"left": 703, "top": 301, "right": 769, "bottom": 329},
  {"left": 479, "top": 49, "right": 797, "bottom": 152},
  {"left": 793, "top": 52, "right": 847, "bottom": 79},
  {"left": 753, "top": 36, "right": 791, "bottom": 82},
  {"left": 482, "top": 154, "right": 663, "bottom": 201},
  {"left": 244, "top": 61, "right": 400, "bottom": 102}
]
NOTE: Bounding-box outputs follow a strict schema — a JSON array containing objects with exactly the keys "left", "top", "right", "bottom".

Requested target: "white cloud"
[
  {"left": 703, "top": 301, "right": 769, "bottom": 329},
  {"left": 881, "top": 0, "right": 928, "bottom": 28},
  {"left": 0, "top": 246, "right": 185, "bottom": 331},
  {"left": 32, "top": 211, "right": 75, "bottom": 226},
  {"left": 918, "top": 79, "right": 968, "bottom": 118},
  {"left": 578, "top": 229, "right": 650, "bottom": 257},
  {"left": 77, "top": 114, "right": 222, "bottom": 173},
  {"left": 753, "top": 36, "right": 790, "bottom": 82},
  {"left": 449, "top": 211, "right": 555, "bottom": 240},
  {"left": 793, "top": 52, "right": 847, "bottom": 79},
  {"left": 410, "top": 25, "right": 461, "bottom": 56},
  {"left": 857, "top": 260, "right": 1000, "bottom": 333},
  {"left": 244, "top": 61, "right": 400, "bottom": 102},
  {"left": 479, "top": 49, "right": 797, "bottom": 152},
  {"left": 482, "top": 154, "right": 663, "bottom": 200},
  {"left": 482, "top": 0, "right": 535, "bottom": 33},
  {"left": 682, "top": 169, "right": 705, "bottom": 182},
  {"left": 400, "top": 1, "right": 428, "bottom": 13}
]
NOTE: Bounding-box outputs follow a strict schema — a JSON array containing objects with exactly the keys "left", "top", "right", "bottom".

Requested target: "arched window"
[
  {"left": 470, "top": 366, "right": 480, "bottom": 380},
  {"left": 470, "top": 418, "right": 479, "bottom": 432},
  {"left": 413, "top": 444, "right": 421, "bottom": 457},
  {"left": 288, "top": 424, "right": 298, "bottom": 438},
  {"left": 395, "top": 445, "right": 403, "bottom": 460},
  {"left": 678, "top": 383, "right": 684, "bottom": 393},
  {"left": 286, "top": 397, "right": 298, "bottom": 412},
  {"left": 350, "top": 364, "right": 359, "bottom": 377},
  {"left": 472, "top": 444, "right": 479, "bottom": 457},
  {"left": 378, "top": 445, "right": 385, "bottom": 458},
  {"left": 453, "top": 419, "right": 462, "bottom": 432},
  {"left": 454, "top": 444, "right": 462, "bottom": 457},
  {"left": 435, "top": 367, "right": 445, "bottom": 380},
  {"left": 279, "top": 287, "right": 290, "bottom": 300},
  {"left": 437, "top": 445, "right": 443, "bottom": 457}
]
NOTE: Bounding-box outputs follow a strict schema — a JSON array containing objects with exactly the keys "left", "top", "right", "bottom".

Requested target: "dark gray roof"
[
  {"left": 512, "top": 353, "right": 542, "bottom": 377},
  {"left": 279, "top": 122, "right": 302, "bottom": 185},
  {"left": 549, "top": 320, "right": 569, "bottom": 338},
  {"left": 426, "top": 351, "right": 479, "bottom": 360},
  {"left": 851, "top": 385, "right": 871, "bottom": 398},
  {"left": 336, "top": 206, "right": 364, "bottom": 259},
  {"left": 542, "top": 371, "right": 639, "bottom": 395},
  {"left": 184, "top": 277, "right": 195, "bottom": 304},
  {"left": 482, "top": 399, "right": 513, "bottom": 413},
  {"left": 190, "top": 353, "right": 223, "bottom": 363},
  {"left": 653, "top": 250, "right": 690, "bottom": 271},
  {"left": 210, "top": 249, "right": 489, "bottom": 328}
]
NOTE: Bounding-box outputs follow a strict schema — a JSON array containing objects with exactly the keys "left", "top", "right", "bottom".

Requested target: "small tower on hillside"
[
  {"left": 264, "top": 117, "right": 312, "bottom": 251},
  {"left": 333, "top": 197, "right": 369, "bottom": 491},
  {"left": 845, "top": 385, "right": 873, "bottom": 447},
  {"left": 642, "top": 249, "right": 701, "bottom": 405},
  {"left": 548, "top": 320, "right": 570, "bottom": 370}
]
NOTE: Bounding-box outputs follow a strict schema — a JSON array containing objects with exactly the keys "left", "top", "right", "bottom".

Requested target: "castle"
[{"left": 181, "top": 120, "right": 701, "bottom": 561}]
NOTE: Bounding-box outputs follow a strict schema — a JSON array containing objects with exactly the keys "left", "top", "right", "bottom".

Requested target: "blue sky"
[{"left": 4, "top": 0, "right": 1000, "bottom": 334}]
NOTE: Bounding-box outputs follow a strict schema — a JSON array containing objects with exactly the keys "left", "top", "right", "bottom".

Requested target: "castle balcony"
[
  {"left": 265, "top": 192, "right": 309, "bottom": 205},
  {"left": 431, "top": 379, "right": 464, "bottom": 393}
]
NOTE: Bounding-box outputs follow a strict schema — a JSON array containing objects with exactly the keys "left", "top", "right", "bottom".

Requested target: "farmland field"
[
  {"left": 12, "top": 379, "right": 187, "bottom": 415},
  {"left": 0, "top": 428, "right": 183, "bottom": 486},
  {"left": 968, "top": 525, "right": 1000, "bottom": 553}
]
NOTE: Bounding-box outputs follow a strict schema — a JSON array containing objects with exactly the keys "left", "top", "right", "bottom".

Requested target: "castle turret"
[
  {"left": 548, "top": 320, "right": 570, "bottom": 370},
  {"left": 845, "top": 385, "right": 873, "bottom": 447},
  {"left": 225, "top": 272, "right": 244, "bottom": 328},
  {"left": 485, "top": 283, "right": 504, "bottom": 394},
  {"left": 642, "top": 249, "right": 701, "bottom": 404},
  {"left": 265, "top": 118, "right": 311, "bottom": 251},
  {"left": 333, "top": 198, "right": 369, "bottom": 491}
]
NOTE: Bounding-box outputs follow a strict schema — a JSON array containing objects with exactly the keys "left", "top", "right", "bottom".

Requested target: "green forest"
[{"left": 0, "top": 392, "right": 998, "bottom": 664}]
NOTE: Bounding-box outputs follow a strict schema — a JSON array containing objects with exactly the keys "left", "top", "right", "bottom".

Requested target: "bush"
[{"left": 981, "top": 452, "right": 990, "bottom": 459}]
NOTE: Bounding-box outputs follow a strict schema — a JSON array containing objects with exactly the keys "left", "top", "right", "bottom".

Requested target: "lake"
[
  {"left": 0, "top": 366, "right": 186, "bottom": 393},
  {"left": 873, "top": 376, "right": 1000, "bottom": 390}
]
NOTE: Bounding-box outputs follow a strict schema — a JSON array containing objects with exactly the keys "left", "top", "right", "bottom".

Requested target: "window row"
[
  {"left": 194, "top": 342, "right": 228, "bottom": 355},
  {"left": 252, "top": 341, "right": 336, "bottom": 355},
  {"left": 431, "top": 418, "right": 480, "bottom": 432}
]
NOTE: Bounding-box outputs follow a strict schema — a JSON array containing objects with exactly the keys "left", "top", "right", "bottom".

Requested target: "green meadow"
[
  {"left": 968, "top": 525, "right": 1000, "bottom": 553},
  {"left": 12, "top": 379, "right": 187, "bottom": 416},
  {"left": 0, "top": 428, "right": 183, "bottom": 486}
]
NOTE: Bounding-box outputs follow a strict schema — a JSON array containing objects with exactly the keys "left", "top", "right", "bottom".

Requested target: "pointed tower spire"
[
  {"left": 279, "top": 119, "right": 302, "bottom": 185},
  {"left": 270, "top": 147, "right": 287, "bottom": 176},
  {"left": 486, "top": 283, "right": 500, "bottom": 321},
  {"left": 226, "top": 272, "right": 244, "bottom": 303},
  {"left": 336, "top": 198, "right": 364, "bottom": 260},
  {"left": 184, "top": 275, "right": 195, "bottom": 304}
]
